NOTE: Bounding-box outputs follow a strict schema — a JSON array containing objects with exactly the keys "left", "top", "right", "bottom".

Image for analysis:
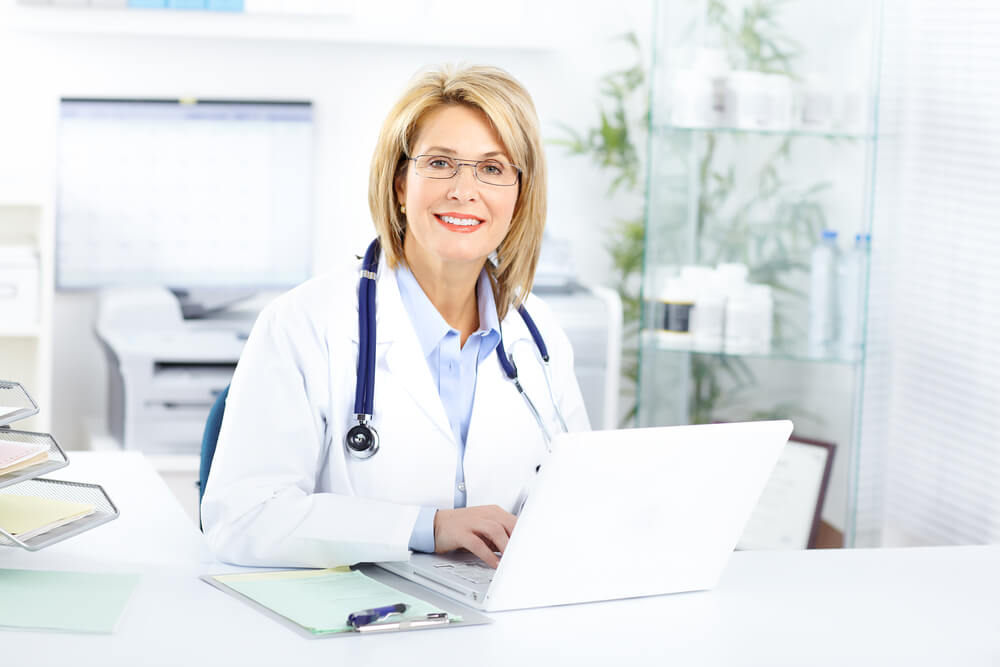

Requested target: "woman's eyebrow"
[{"left": 423, "top": 146, "right": 509, "bottom": 159}]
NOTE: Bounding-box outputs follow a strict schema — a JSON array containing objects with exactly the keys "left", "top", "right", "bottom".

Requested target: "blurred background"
[{"left": 1, "top": 0, "right": 997, "bottom": 552}]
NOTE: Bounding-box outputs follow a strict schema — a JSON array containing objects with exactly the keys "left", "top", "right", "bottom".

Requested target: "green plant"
[
  {"left": 708, "top": 0, "right": 801, "bottom": 76},
  {"left": 554, "top": 1, "right": 833, "bottom": 429}
]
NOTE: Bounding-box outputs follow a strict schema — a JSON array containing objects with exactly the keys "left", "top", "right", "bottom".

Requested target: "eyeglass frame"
[{"left": 404, "top": 154, "right": 523, "bottom": 187}]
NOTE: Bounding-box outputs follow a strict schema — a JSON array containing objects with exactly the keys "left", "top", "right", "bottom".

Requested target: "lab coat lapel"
[
  {"left": 375, "top": 265, "right": 455, "bottom": 444},
  {"left": 466, "top": 311, "right": 532, "bottom": 439},
  {"left": 464, "top": 309, "right": 544, "bottom": 509}
]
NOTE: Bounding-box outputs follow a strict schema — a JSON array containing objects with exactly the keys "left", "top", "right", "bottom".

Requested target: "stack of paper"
[
  {"left": 0, "top": 402, "right": 33, "bottom": 426},
  {"left": 0, "top": 441, "right": 48, "bottom": 477},
  {"left": 0, "top": 494, "right": 96, "bottom": 542},
  {"left": 0, "top": 568, "right": 141, "bottom": 634}
]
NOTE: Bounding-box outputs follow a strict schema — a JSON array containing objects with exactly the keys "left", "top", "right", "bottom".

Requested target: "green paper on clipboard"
[{"left": 203, "top": 566, "right": 488, "bottom": 638}]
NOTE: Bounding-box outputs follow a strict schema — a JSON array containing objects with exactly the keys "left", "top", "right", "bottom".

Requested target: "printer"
[
  {"left": 533, "top": 234, "right": 623, "bottom": 430},
  {"left": 96, "top": 275, "right": 622, "bottom": 454},
  {"left": 536, "top": 284, "right": 622, "bottom": 430},
  {"left": 96, "top": 287, "right": 256, "bottom": 455}
]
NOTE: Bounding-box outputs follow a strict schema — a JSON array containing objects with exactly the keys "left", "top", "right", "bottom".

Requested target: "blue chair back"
[{"left": 199, "top": 385, "right": 230, "bottom": 525}]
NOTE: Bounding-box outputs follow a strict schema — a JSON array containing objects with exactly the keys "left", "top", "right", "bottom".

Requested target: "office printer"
[
  {"left": 95, "top": 277, "right": 622, "bottom": 453},
  {"left": 96, "top": 287, "right": 257, "bottom": 455},
  {"left": 533, "top": 235, "right": 622, "bottom": 430},
  {"left": 535, "top": 284, "right": 622, "bottom": 431}
]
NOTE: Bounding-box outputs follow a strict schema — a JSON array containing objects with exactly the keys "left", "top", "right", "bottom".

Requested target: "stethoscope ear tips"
[{"left": 346, "top": 422, "right": 380, "bottom": 459}]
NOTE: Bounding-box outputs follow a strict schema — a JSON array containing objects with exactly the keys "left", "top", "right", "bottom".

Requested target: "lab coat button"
[{"left": 457, "top": 482, "right": 466, "bottom": 492}]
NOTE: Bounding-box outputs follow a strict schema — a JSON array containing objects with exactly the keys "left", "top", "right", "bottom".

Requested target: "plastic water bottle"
[
  {"left": 838, "top": 233, "right": 871, "bottom": 359},
  {"left": 808, "top": 230, "right": 839, "bottom": 355}
]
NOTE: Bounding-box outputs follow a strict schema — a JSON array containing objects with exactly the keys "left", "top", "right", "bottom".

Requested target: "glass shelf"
[
  {"left": 653, "top": 124, "right": 874, "bottom": 142},
  {"left": 640, "top": 330, "right": 862, "bottom": 365}
]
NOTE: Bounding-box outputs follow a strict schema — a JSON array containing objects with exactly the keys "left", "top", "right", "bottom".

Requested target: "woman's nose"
[{"left": 447, "top": 164, "right": 479, "bottom": 200}]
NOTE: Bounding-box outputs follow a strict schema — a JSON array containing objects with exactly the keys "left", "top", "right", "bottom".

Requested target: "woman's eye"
[
  {"left": 481, "top": 162, "right": 504, "bottom": 175},
  {"left": 428, "top": 158, "right": 453, "bottom": 169}
]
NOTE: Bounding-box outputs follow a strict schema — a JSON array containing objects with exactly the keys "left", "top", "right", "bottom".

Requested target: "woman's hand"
[{"left": 433, "top": 505, "right": 517, "bottom": 568}]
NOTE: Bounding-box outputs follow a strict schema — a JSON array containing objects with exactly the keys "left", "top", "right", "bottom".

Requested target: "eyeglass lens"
[{"left": 413, "top": 155, "right": 518, "bottom": 186}]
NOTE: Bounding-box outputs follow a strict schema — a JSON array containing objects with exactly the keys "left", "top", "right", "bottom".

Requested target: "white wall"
[{"left": 0, "top": 1, "right": 654, "bottom": 448}]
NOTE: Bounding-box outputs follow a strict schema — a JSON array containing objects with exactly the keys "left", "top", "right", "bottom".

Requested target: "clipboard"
[{"left": 201, "top": 563, "right": 491, "bottom": 639}]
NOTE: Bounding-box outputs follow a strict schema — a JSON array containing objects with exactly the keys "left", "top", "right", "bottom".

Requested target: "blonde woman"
[{"left": 202, "top": 64, "right": 590, "bottom": 569}]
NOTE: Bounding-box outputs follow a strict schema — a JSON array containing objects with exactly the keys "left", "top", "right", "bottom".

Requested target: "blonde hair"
[{"left": 368, "top": 64, "right": 547, "bottom": 320}]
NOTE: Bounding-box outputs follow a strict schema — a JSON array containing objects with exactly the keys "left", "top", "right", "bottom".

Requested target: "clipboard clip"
[{"left": 355, "top": 612, "right": 451, "bottom": 633}]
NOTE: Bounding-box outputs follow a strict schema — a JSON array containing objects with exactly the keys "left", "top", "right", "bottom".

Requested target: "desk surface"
[{"left": 2, "top": 452, "right": 999, "bottom": 666}]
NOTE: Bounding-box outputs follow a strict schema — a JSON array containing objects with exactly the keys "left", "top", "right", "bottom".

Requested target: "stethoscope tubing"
[
  {"left": 354, "top": 238, "right": 380, "bottom": 420},
  {"left": 348, "top": 238, "right": 568, "bottom": 459}
]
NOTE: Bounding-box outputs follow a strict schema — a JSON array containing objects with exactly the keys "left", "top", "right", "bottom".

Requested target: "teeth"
[{"left": 439, "top": 215, "right": 481, "bottom": 226}]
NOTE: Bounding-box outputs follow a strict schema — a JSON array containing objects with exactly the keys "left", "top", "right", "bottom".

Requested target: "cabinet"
[
  {"left": 0, "top": 201, "right": 53, "bottom": 433},
  {"left": 637, "top": 0, "right": 882, "bottom": 545}
]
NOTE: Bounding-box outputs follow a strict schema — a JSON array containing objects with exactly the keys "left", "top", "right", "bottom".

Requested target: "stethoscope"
[{"left": 345, "top": 238, "right": 569, "bottom": 460}]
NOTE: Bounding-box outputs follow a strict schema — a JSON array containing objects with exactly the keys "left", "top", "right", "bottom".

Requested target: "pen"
[{"left": 347, "top": 603, "right": 408, "bottom": 628}]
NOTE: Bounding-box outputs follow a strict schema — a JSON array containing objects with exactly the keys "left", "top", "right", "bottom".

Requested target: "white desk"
[{"left": 2, "top": 452, "right": 999, "bottom": 666}]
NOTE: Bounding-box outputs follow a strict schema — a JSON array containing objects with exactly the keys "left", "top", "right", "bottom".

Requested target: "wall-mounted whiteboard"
[{"left": 56, "top": 98, "right": 314, "bottom": 290}]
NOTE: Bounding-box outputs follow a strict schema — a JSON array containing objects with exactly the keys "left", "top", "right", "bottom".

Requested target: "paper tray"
[
  {"left": 0, "top": 478, "right": 120, "bottom": 551},
  {"left": 0, "top": 429, "right": 70, "bottom": 490},
  {"left": 0, "top": 380, "right": 39, "bottom": 428}
]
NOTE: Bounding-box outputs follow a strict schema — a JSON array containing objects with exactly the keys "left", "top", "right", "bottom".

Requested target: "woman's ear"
[{"left": 394, "top": 172, "right": 406, "bottom": 212}]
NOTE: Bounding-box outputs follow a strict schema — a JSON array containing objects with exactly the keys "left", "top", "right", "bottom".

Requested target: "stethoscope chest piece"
[
  {"left": 346, "top": 418, "right": 379, "bottom": 459},
  {"left": 346, "top": 237, "right": 566, "bottom": 462}
]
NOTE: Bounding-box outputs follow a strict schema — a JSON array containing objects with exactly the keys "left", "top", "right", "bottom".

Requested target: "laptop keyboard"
[{"left": 433, "top": 561, "right": 495, "bottom": 585}]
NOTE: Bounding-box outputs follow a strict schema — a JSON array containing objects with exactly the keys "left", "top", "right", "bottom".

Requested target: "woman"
[{"left": 202, "top": 64, "right": 590, "bottom": 569}]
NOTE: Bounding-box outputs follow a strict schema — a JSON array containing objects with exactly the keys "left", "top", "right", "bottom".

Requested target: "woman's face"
[{"left": 396, "top": 104, "right": 519, "bottom": 275}]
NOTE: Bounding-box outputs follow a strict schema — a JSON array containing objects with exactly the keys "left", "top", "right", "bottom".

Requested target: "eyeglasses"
[{"left": 407, "top": 154, "right": 522, "bottom": 187}]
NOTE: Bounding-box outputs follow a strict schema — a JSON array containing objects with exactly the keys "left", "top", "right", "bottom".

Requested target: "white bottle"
[
  {"left": 689, "top": 268, "right": 726, "bottom": 352},
  {"left": 808, "top": 229, "right": 840, "bottom": 356},
  {"left": 724, "top": 284, "right": 755, "bottom": 354},
  {"left": 716, "top": 262, "right": 749, "bottom": 294},
  {"left": 671, "top": 48, "right": 731, "bottom": 128},
  {"left": 748, "top": 284, "right": 774, "bottom": 353},
  {"left": 837, "top": 233, "right": 870, "bottom": 359},
  {"left": 798, "top": 73, "right": 835, "bottom": 131},
  {"left": 724, "top": 283, "right": 773, "bottom": 354}
]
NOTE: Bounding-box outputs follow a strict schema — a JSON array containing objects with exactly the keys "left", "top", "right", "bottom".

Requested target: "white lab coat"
[{"left": 201, "top": 255, "right": 591, "bottom": 568}]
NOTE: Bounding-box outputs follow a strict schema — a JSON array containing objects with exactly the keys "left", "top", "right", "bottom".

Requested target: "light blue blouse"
[{"left": 395, "top": 265, "right": 501, "bottom": 552}]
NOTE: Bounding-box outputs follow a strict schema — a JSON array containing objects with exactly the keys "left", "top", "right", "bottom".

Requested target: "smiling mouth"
[{"left": 436, "top": 214, "right": 485, "bottom": 227}]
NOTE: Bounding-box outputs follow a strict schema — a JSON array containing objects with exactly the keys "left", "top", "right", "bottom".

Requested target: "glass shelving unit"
[
  {"left": 653, "top": 125, "right": 875, "bottom": 142},
  {"left": 637, "top": 0, "right": 883, "bottom": 547}
]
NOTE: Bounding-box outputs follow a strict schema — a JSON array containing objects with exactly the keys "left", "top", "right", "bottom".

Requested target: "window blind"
[{"left": 862, "top": 0, "right": 1000, "bottom": 545}]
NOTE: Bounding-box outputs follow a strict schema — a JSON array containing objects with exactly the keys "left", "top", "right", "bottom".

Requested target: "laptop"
[{"left": 377, "top": 419, "right": 793, "bottom": 612}]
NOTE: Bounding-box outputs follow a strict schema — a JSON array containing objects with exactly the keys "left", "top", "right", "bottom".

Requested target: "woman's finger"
[
  {"left": 476, "top": 520, "right": 510, "bottom": 555},
  {"left": 461, "top": 535, "right": 501, "bottom": 568}
]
